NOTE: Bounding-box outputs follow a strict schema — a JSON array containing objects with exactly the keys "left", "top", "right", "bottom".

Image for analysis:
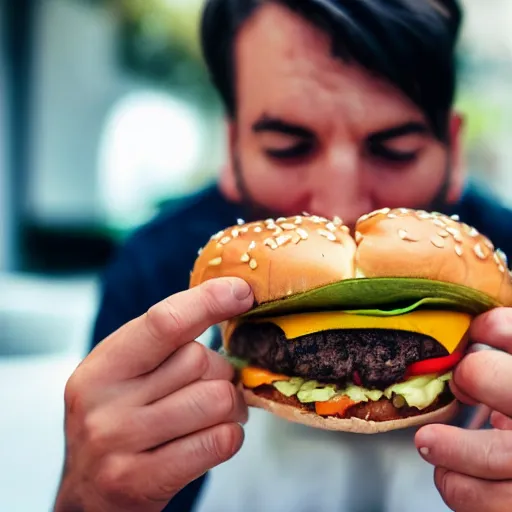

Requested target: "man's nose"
[{"left": 307, "top": 147, "right": 371, "bottom": 224}]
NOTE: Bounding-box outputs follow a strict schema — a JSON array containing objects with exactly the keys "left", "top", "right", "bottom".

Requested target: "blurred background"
[{"left": 0, "top": 0, "right": 511, "bottom": 510}]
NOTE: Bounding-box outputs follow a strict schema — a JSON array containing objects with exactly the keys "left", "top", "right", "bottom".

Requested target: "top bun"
[{"left": 190, "top": 209, "right": 512, "bottom": 307}]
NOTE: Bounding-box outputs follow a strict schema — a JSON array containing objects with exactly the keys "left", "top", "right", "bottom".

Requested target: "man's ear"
[
  {"left": 219, "top": 121, "right": 243, "bottom": 202},
  {"left": 446, "top": 112, "right": 466, "bottom": 204}
]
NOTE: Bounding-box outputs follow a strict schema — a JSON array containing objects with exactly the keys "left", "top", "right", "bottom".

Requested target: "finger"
[
  {"left": 130, "top": 342, "right": 235, "bottom": 405},
  {"left": 138, "top": 423, "right": 244, "bottom": 502},
  {"left": 470, "top": 307, "right": 512, "bottom": 352},
  {"left": 434, "top": 467, "right": 512, "bottom": 512},
  {"left": 452, "top": 349, "right": 512, "bottom": 417},
  {"left": 448, "top": 379, "right": 478, "bottom": 406},
  {"left": 135, "top": 380, "right": 248, "bottom": 451},
  {"left": 416, "top": 424, "right": 512, "bottom": 480},
  {"left": 87, "top": 278, "right": 253, "bottom": 382},
  {"left": 490, "top": 410, "right": 512, "bottom": 430}
]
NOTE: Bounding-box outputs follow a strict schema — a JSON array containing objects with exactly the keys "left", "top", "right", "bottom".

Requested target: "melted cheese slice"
[
  {"left": 240, "top": 367, "right": 289, "bottom": 388},
  {"left": 237, "top": 310, "right": 471, "bottom": 354}
]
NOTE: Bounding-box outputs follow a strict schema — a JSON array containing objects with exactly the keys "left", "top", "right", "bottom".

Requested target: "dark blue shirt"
[{"left": 91, "top": 182, "right": 512, "bottom": 512}]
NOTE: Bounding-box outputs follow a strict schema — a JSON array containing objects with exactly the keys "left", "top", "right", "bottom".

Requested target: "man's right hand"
[{"left": 54, "top": 277, "right": 254, "bottom": 512}]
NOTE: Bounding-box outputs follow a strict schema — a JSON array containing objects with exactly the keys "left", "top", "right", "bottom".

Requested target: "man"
[{"left": 55, "top": 1, "right": 512, "bottom": 511}]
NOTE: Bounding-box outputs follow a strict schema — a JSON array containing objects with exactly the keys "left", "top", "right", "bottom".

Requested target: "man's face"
[{"left": 220, "top": 3, "right": 464, "bottom": 227}]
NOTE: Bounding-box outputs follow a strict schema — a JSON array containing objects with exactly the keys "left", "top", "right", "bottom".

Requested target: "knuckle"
[
  {"left": 454, "top": 353, "right": 480, "bottom": 392},
  {"left": 146, "top": 300, "right": 185, "bottom": 340},
  {"left": 440, "top": 471, "right": 477, "bottom": 510},
  {"left": 95, "top": 455, "right": 136, "bottom": 503},
  {"left": 83, "top": 410, "right": 114, "bottom": 456},
  {"left": 200, "top": 424, "right": 243, "bottom": 463},
  {"left": 64, "top": 372, "right": 88, "bottom": 416},
  {"left": 208, "top": 380, "right": 238, "bottom": 417},
  {"left": 184, "top": 342, "right": 210, "bottom": 377}
]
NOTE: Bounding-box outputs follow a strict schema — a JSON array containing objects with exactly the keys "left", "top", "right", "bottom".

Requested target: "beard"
[{"left": 232, "top": 152, "right": 456, "bottom": 224}]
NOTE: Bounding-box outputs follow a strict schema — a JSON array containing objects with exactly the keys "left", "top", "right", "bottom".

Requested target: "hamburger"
[{"left": 189, "top": 208, "right": 512, "bottom": 433}]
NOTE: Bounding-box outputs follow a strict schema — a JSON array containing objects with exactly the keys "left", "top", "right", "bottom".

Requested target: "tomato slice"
[
  {"left": 405, "top": 352, "right": 463, "bottom": 377},
  {"left": 315, "top": 395, "right": 357, "bottom": 417}
]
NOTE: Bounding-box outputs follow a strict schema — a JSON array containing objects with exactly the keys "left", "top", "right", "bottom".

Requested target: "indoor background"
[{"left": 1, "top": 0, "right": 512, "bottom": 510}]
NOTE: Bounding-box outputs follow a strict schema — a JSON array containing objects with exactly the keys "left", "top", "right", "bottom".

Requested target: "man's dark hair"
[{"left": 200, "top": 0, "right": 462, "bottom": 142}]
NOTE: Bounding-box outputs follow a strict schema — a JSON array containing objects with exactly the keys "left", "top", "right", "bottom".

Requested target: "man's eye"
[
  {"left": 369, "top": 143, "right": 419, "bottom": 163},
  {"left": 265, "top": 141, "right": 314, "bottom": 160}
]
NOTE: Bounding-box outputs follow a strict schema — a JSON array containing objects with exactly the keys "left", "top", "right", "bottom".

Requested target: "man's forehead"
[{"left": 235, "top": 3, "right": 422, "bottom": 125}]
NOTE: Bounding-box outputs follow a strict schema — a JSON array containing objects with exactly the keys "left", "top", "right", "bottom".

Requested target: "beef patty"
[{"left": 229, "top": 323, "right": 448, "bottom": 389}]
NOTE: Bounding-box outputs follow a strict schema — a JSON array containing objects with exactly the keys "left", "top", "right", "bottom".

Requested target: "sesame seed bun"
[
  {"left": 190, "top": 210, "right": 512, "bottom": 306},
  {"left": 190, "top": 215, "right": 357, "bottom": 304},
  {"left": 242, "top": 386, "right": 459, "bottom": 434},
  {"left": 355, "top": 208, "right": 512, "bottom": 306}
]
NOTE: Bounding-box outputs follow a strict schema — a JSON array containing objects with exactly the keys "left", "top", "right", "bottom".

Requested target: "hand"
[
  {"left": 54, "top": 277, "right": 254, "bottom": 512},
  {"left": 415, "top": 307, "right": 512, "bottom": 511}
]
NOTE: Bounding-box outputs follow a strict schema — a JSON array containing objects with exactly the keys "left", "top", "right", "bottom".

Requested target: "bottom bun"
[{"left": 242, "top": 387, "right": 459, "bottom": 434}]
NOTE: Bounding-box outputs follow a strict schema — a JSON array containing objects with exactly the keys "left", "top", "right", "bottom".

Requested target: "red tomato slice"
[{"left": 405, "top": 352, "right": 463, "bottom": 377}]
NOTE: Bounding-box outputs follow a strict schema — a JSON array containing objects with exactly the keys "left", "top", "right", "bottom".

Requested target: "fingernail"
[
  {"left": 230, "top": 279, "right": 252, "bottom": 301},
  {"left": 416, "top": 428, "right": 435, "bottom": 459}
]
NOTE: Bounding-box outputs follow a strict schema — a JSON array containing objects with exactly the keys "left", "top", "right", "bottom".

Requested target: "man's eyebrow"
[
  {"left": 367, "top": 122, "right": 430, "bottom": 144},
  {"left": 252, "top": 115, "right": 314, "bottom": 138}
]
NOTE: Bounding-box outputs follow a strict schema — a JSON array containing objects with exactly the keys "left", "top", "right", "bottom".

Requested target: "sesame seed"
[
  {"left": 450, "top": 214, "right": 460, "bottom": 221},
  {"left": 446, "top": 227, "right": 463, "bottom": 243},
  {"left": 277, "top": 217, "right": 286, "bottom": 223},
  {"left": 387, "top": 213, "right": 398, "bottom": 219},
  {"left": 326, "top": 222, "right": 337, "bottom": 232},
  {"left": 431, "top": 236, "right": 445, "bottom": 248},
  {"left": 231, "top": 229, "right": 239, "bottom": 238},
  {"left": 276, "top": 234, "right": 293, "bottom": 246},
  {"left": 468, "top": 227, "right": 479, "bottom": 237},
  {"left": 398, "top": 229, "right": 419, "bottom": 242},
  {"left": 220, "top": 236, "right": 231, "bottom": 245},
  {"left": 398, "top": 208, "right": 409, "bottom": 214},
  {"left": 273, "top": 227, "right": 283, "bottom": 236},
  {"left": 497, "top": 249, "right": 508, "bottom": 266},
  {"left": 341, "top": 225, "right": 350, "bottom": 233},
  {"left": 249, "top": 259, "right": 258, "bottom": 270},
  {"left": 240, "top": 253, "right": 250, "bottom": 263},
  {"left": 484, "top": 239, "right": 494, "bottom": 251},
  {"left": 417, "top": 211, "right": 430, "bottom": 219},
  {"left": 311, "top": 215, "right": 323, "bottom": 224},
  {"left": 474, "top": 243, "right": 487, "bottom": 260},
  {"left": 208, "top": 257, "right": 222, "bottom": 266},
  {"left": 437, "top": 229, "right": 450, "bottom": 238},
  {"left": 493, "top": 253, "right": 505, "bottom": 272},
  {"left": 264, "top": 238, "right": 278, "bottom": 250},
  {"left": 249, "top": 241, "right": 256, "bottom": 250},
  {"left": 240, "top": 227, "right": 249, "bottom": 233},
  {"left": 455, "top": 245, "right": 463, "bottom": 257},
  {"left": 197, "top": 248, "right": 203, "bottom": 255},
  {"left": 433, "top": 219, "right": 446, "bottom": 228},
  {"left": 281, "top": 223, "right": 297, "bottom": 230},
  {"left": 254, "top": 226, "right": 262, "bottom": 233},
  {"left": 211, "top": 230, "right": 224, "bottom": 240},
  {"left": 294, "top": 216, "right": 303, "bottom": 225},
  {"left": 296, "top": 228, "right": 309, "bottom": 240},
  {"left": 318, "top": 229, "right": 337, "bottom": 241},
  {"left": 358, "top": 213, "right": 369, "bottom": 223},
  {"left": 333, "top": 216, "right": 343, "bottom": 226},
  {"left": 237, "top": 218, "right": 245, "bottom": 226},
  {"left": 355, "top": 231, "right": 363, "bottom": 244},
  {"left": 302, "top": 211, "right": 310, "bottom": 216},
  {"left": 292, "top": 233, "right": 301, "bottom": 244}
]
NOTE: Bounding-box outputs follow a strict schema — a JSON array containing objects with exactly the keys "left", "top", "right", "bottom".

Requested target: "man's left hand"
[{"left": 415, "top": 307, "right": 512, "bottom": 511}]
